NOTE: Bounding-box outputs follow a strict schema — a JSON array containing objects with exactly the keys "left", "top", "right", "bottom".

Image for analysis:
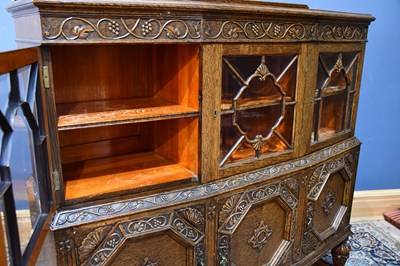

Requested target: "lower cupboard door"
[
  {"left": 217, "top": 176, "right": 300, "bottom": 266},
  {"left": 56, "top": 204, "right": 206, "bottom": 266},
  {"left": 301, "top": 151, "right": 357, "bottom": 257}
]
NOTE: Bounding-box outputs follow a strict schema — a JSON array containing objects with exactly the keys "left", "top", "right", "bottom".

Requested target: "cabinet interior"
[{"left": 50, "top": 44, "right": 200, "bottom": 201}]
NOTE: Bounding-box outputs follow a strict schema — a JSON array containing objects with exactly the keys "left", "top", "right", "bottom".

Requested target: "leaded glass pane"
[
  {"left": 312, "top": 52, "right": 359, "bottom": 142},
  {"left": 220, "top": 54, "right": 297, "bottom": 166},
  {"left": 0, "top": 74, "right": 11, "bottom": 114},
  {"left": 9, "top": 109, "right": 41, "bottom": 253}
]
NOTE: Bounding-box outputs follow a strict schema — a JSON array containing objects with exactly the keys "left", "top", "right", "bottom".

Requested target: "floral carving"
[
  {"left": 252, "top": 135, "right": 266, "bottom": 157},
  {"left": 248, "top": 221, "right": 273, "bottom": 250},
  {"left": 43, "top": 17, "right": 201, "bottom": 41},
  {"left": 206, "top": 20, "right": 368, "bottom": 41},
  {"left": 72, "top": 25, "right": 94, "bottom": 39},
  {"left": 219, "top": 194, "right": 240, "bottom": 225},
  {"left": 334, "top": 53, "right": 344, "bottom": 72},
  {"left": 321, "top": 189, "right": 337, "bottom": 215},
  {"left": 208, "top": 200, "right": 217, "bottom": 219},
  {"left": 79, "top": 226, "right": 111, "bottom": 262},
  {"left": 255, "top": 63, "right": 270, "bottom": 81},
  {"left": 143, "top": 257, "right": 158, "bottom": 266},
  {"left": 179, "top": 207, "right": 205, "bottom": 227},
  {"left": 52, "top": 139, "right": 360, "bottom": 230}
]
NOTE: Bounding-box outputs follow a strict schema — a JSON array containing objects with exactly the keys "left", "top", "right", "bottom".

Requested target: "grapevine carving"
[
  {"left": 43, "top": 17, "right": 201, "bottom": 41},
  {"left": 42, "top": 16, "right": 368, "bottom": 43}
]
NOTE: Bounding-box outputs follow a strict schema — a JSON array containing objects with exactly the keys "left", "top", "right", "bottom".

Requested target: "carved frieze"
[
  {"left": 42, "top": 17, "right": 202, "bottom": 42},
  {"left": 205, "top": 20, "right": 368, "bottom": 42},
  {"left": 41, "top": 15, "right": 369, "bottom": 43}
]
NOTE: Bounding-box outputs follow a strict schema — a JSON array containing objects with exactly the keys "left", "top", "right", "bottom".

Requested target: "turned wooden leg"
[{"left": 331, "top": 240, "right": 351, "bottom": 266}]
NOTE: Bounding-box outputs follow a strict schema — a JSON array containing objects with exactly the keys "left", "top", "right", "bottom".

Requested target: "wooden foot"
[{"left": 331, "top": 240, "right": 351, "bottom": 266}]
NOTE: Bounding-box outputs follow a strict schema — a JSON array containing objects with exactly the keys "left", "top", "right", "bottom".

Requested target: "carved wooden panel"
[
  {"left": 55, "top": 205, "right": 205, "bottom": 266},
  {"left": 217, "top": 177, "right": 298, "bottom": 266},
  {"left": 301, "top": 152, "right": 355, "bottom": 257},
  {"left": 40, "top": 16, "right": 369, "bottom": 43},
  {"left": 52, "top": 138, "right": 360, "bottom": 230}
]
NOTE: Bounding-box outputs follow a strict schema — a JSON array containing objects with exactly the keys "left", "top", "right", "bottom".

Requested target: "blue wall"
[{"left": 0, "top": 0, "right": 399, "bottom": 191}]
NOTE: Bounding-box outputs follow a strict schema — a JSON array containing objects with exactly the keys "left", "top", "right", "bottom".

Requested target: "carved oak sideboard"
[{"left": 3, "top": 0, "right": 374, "bottom": 265}]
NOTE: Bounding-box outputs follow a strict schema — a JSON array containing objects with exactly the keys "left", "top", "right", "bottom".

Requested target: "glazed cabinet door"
[
  {"left": 299, "top": 147, "right": 359, "bottom": 264},
  {"left": 55, "top": 204, "right": 206, "bottom": 266},
  {"left": 216, "top": 175, "right": 301, "bottom": 266},
  {"left": 0, "top": 47, "right": 54, "bottom": 265},
  {"left": 201, "top": 43, "right": 307, "bottom": 182},
  {"left": 304, "top": 43, "right": 366, "bottom": 153}
]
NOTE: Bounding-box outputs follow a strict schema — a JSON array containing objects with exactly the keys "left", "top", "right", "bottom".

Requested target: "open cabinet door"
[{"left": 0, "top": 47, "right": 55, "bottom": 265}]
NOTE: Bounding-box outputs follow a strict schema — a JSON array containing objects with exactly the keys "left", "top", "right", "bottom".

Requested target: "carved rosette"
[
  {"left": 321, "top": 189, "right": 337, "bottom": 215},
  {"left": 248, "top": 221, "right": 273, "bottom": 250}
]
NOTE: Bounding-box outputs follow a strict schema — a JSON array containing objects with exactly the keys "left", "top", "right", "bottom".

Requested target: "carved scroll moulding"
[
  {"left": 42, "top": 17, "right": 202, "bottom": 41},
  {"left": 41, "top": 15, "right": 368, "bottom": 42}
]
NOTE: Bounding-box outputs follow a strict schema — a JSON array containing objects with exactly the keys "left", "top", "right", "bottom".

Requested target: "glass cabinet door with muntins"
[
  {"left": 312, "top": 51, "right": 359, "bottom": 143},
  {"left": 220, "top": 53, "right": 298, "bottom": 168}
]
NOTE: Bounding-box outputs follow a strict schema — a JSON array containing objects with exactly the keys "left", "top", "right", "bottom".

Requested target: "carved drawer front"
[
  {"left": 61, "top": 206, "right": 206, "bottom": 266},
  {"left": 302, "top": 152, "right": 356, "bottom": 257},
  {"left": 217, "top": 177, "right": 299, "bottom": 266}
]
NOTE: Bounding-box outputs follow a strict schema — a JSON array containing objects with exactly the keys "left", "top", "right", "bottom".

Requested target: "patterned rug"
[{"left": 321, "top": 220, "right": 400, "bottom": 265}]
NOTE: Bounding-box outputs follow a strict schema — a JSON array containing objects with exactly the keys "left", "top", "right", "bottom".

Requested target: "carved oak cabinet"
[{"left": 4, "top": 0, "right": 374, "bottom": 265}]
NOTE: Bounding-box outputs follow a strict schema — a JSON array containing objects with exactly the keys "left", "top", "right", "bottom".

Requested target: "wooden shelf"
[
  {"left": 63, "top": 152, "right": 197, "bottom": 200},
  {"left": 221, "top": 96, "right": 294, "bottom": 114},
  {"left": 57, "top": 98, "right": 199, "bottom": 130},
  {"left": 321, "top": 86, "right": 347, "bottom": 97}
]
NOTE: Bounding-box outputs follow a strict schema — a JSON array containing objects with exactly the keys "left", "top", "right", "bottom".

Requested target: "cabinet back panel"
[
  {"left": 51, "top": 45, "right": 144, "bottom": 103},
  {"left": 59, "top": 124, "right": 151, "bottom": 164},
  {"left": 51, "top": 44, "right": 200, "bottom": 107}
]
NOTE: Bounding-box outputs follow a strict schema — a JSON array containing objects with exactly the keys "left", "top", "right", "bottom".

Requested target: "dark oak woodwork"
[{"left": 3, "top": 0, "right": 374, "bottom": 265}]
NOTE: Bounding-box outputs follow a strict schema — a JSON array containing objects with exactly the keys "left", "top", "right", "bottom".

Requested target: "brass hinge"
[
  {"left": 42, "top": 66, "right": 50, "bottom": 89},
  {"left": 52, "top": 171, "right": 61, "bottom": 192}
]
